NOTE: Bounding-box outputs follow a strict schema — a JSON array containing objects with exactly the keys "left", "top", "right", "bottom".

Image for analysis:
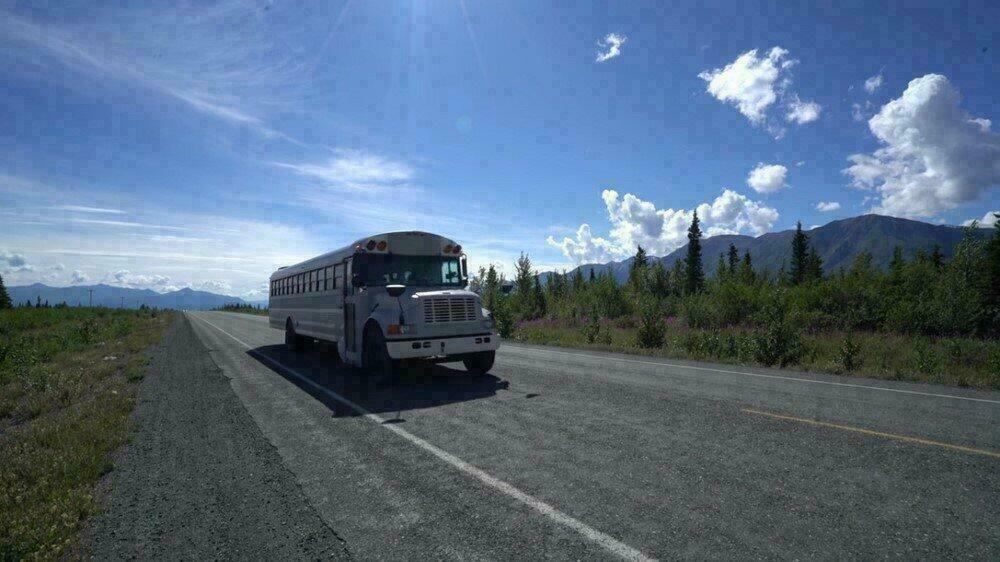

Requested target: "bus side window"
[{"left": 334, "top": 264, "right": 343, "bottom": 291}]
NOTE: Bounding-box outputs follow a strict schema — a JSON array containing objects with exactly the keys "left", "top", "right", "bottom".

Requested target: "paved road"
[{"left": 184, "top": 311, "right": 1000, "bottom": 560}]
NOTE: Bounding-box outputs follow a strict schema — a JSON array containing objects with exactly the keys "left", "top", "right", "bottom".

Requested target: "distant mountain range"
[
  {"left": 7, "top": 283, "right": 248, "bottom": 310},
  {"left": 543, "top": 214, "right": 994, "bottom": 284}
]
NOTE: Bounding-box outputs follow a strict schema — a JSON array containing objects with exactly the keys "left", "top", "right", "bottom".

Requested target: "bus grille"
[{"left": 423, "top": 297, "right": 477, "bottom": 323}]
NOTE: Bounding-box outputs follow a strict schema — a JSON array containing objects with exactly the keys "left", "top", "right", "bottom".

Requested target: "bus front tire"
[
  {"left": 363, "top": 326, "right": 396, "bottom": 379},
  {"left": 463, "top": 351, "right": 495, "bottom": 375}
]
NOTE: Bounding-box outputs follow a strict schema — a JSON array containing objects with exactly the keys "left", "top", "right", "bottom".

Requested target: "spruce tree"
[
  {"left": 532, "top": 274, "right": 547, "bottom": 318},
  {"left": 789, "top": 221, "right": 809, "bottom": 285},
  {"left": 806, "top": 246, "right": 824, "bottom": 281},
  {"left": 983, "top": 215, "right": 1000, "bottom": 334},
  {"left": 588, "top": 268, "right": 596, "bottom": 283},
  {"left": 629, "top": 245, "right": 649, "bottom": 293},
  {"left": 740, "top": 250, "right": 755, "bottom": 284},
  {"left": 0, "top": 273, "right": 11, "bottom": 309},
  {"left": 684, "top": 211, "right": 704, "bottom": 294},
  {"left": 573, "top": 268, "right": 586, "bottom": 292},
  {"left": 727, "top": 243, "right": 739, "bottom": 276},
  {"left": 930, "top": 245, "right": 944, "bottom": 269}
]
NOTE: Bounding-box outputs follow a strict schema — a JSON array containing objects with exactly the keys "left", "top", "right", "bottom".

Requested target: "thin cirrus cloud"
[
  {"left": 844, "top": 74, "right": 1000, "bottom": 218},
  {"left": 52, "top": 205, "right": 125, "bottom": 214},
  {"left": 747, "top": 163, "right": 788, "bottom": 194},
  {"left": 0, "top": 9, "right": 297, "bottom": 143},
  {"left": 595, "top": 33, "right": 626, "bottom": 63},
  {"left": 273, "top": 150, "right": 416, "bottom": 191},
  {"left": 698, "top": 47, "right": 821, "bottom": 136},
  {"left": 548, "top": 189, "right": 779, "bottom": 263}
]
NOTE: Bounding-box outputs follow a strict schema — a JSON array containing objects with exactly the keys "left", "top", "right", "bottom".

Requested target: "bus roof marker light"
[
  {"left": 452, "top": 245, "right": 462, "bottom": 254},
  {"left": 376, "top": 240, "right": 387, "bottom": 251},
  {"left": 366, "top": 240, "right": 377, "bottom": 251},
  {"left": 443, "top": 244, "right": 453, "bottom": 253}
]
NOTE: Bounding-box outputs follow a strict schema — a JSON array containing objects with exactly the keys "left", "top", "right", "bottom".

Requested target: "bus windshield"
[{"left": 356, "top": 254, "right": 463, "bottom": 287}]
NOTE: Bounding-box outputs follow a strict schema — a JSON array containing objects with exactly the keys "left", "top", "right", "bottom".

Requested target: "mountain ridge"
[
  {"left": 542, "top": 214, "right": 993, "bottom": 284},
  {"left": 6, "top": 283, "right": 248, "bottom": 310}
]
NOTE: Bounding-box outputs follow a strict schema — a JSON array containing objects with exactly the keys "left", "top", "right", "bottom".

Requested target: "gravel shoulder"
[{"left": 86, "top": 314, "right": 350, "bottom": 560}]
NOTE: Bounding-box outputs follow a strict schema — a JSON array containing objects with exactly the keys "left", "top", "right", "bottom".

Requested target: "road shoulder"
[{"left": 86, "top": 314, "right": 350, "bottom": 560}]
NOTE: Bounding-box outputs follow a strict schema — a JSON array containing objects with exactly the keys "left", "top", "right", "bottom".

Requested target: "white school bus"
[{"left": 267, "top": 231, "right": 498, "bottom": 375}]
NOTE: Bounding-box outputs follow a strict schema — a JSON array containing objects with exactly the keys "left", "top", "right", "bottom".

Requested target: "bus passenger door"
[{"left": 343, "top": 258, "right": 357, "bottom": 354}]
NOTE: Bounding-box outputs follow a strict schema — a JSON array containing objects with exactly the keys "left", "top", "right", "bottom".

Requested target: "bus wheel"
[
  {"left": 463, "top": 351, "right": 495, "bottom": 375},
  {"left": 285, "top": 319, "right": 301, "bottom": 352},
  {"left": 363, "top": 326, "right": 395, "bottom": 379}
]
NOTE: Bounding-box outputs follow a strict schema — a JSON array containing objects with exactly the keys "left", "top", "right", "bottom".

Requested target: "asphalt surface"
[{"left": 99, "top": 311, "right": 1000, "bottom": 559}]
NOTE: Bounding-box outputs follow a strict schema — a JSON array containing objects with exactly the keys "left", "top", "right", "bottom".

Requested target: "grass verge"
[
  {"left": 0, "top": 307, "right": 173, "bottom": 559},
  {"left": 513, "top": 320, "right": 1000, "bottom": 391}
]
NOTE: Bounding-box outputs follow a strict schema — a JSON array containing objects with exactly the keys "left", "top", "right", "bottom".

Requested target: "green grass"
[
  {"left": 0, "top": 307, "right": 172, "bottom": 560},
  {"left": 512, "top": 321, "right": 1000, "bottom": 391}
]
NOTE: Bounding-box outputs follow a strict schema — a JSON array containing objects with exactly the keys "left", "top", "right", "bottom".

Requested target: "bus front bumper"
[{"left": 385, "top": 333, "right": 499, "bottom": 360}]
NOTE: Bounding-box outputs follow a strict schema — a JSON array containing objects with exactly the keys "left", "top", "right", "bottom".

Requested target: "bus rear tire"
[
  {"left": 285, "top": 320, "right": 304, "bottom": 352},
  {"left": 463, "top": 351, "right": 495, "bottom": 375}
]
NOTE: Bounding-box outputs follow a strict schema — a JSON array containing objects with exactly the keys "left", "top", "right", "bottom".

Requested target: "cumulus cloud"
[
  {"left": 546, "top": 224, "right": 619, "bottom": 264},
  {"left": 864, "top": 73, "right": 884, "bottom": 94},
  {"left": 962, "top": 211, "right": 999, "bottom": 228},
  {"left": 104, "top": 270, "right": 172, "bottom": 290},
  {"left": 698, "top": 47, "right": 791, "bottom": 124},
  {"left": 699, "top": 47, "right": 820, "bottom": 133},
  {"left": 595, "top": 33, "right": 626, "bottom": 63},
  {"left": 0, "top": 250, "right": 33, "bottom": 272},
  {"left": 548, "top": 189, "right": 778, "bottom": 263},
  {"left": 747, "top": 163, "right": 788, "bottom": 193},
  {"left": 785, "top": 96, "right": 822, "bottom": 124},
  {"left": 71, "top": 270, "right": 89, "bottom": 284},
  {"left": 195, "top": 280, "right": 233, "bottom": 294},
  {"left": 816, "top": 201, "right": 841, "bottom": 212},
  {"left": 844, "top": 74, "right": 1000, "bottom": 218}
]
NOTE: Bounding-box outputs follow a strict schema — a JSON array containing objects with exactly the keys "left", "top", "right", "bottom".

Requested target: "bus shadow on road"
[{"left": 247, "top": 342, "right": 510, "bottom": 418}]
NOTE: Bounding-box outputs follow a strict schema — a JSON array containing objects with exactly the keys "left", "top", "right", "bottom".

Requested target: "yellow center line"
[{"left": 742, "top": 408, "right": 1000, "bottom": 459}]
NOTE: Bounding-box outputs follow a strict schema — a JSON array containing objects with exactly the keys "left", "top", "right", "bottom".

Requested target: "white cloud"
[
  {"left": 864, "top": 73, "right": 884, "bottom": 94},
  {"left": 844, "top": 74, "right": 1000, "bottom": 218},
  {"left": 50, "top": 263, "right": 65, "bottom": 271},
  {"left": 548, "top": 189, "right": 778, "bottom": 263},
  {"left": 71, "top": 270, "right": 89, "bottom": 284},
  {"left": 52, "top": 205, "right": 125, "bottom": 214},
  {"left": 962, "top": 211, "right": 999, "bottom": 228},
  {"left": 105, "top": 270, "right": 173, "bottom": 290},
  {"left": 595, "top": 33, "right": 626, "bottom": 63},
  {"left": 699, "top": 47, "right": 821, "bottom": 134},
  {"left": 747, "top": 163, "right": 788, "bottom": 193},
  {"left": 274, "top": 150, "right": 415, "bottom": 191},
  {"left": 195, "top": 279, "right": 232, "bottom": 294},
  {"left": 816, "top": 201, "right": 841, "bottom": 212},
  {"left": 0, "top": 250, "right": 33, "bottom": 272},
  {"left": 698, "top": 47, "right": 792, "bottom": 125},
  {"left": 546, "top": 224, "right": 619, "bottom": 264},
  {"left": 785, "top": 96, "right": 822, "bottom": 124},
  {"left": 68, "top": 218, "right": 189, "bottom": 231}
]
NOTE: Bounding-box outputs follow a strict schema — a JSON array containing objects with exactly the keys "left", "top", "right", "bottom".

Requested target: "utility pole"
[
  {"left": 120, "top": 296, "right": 124, "bottom": 309},
  {"left": 88, "top": 289, "right": 93, "bottom": 308}
]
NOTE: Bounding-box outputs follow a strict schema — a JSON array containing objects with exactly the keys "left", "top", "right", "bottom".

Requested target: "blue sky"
[{"left": 1, "top": 0, "right": 998, "bottom": 297}]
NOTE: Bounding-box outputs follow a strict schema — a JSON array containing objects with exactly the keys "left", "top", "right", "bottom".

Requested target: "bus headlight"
[{"left": 482, "top": 314, "right": 494, "bottom": 330}]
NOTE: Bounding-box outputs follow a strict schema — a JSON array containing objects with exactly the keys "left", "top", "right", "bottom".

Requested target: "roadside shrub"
[
  {"left": 679, "top": 293, "right": 715, "bottom": 329},
  {"left": 635, "top": 300, "right": 665, "bottom": 349},
  {"left": 493, "top": 298, "right": 515, "bottom": 338},
  {"left": 839, "top": 331, "right": 860, "bottom": 372},
  {"left": 581, "top": 317, "right": 600, "bottom": 344},
  {"left": 751, "top": 300, "right": 802, "bottom": 368}
]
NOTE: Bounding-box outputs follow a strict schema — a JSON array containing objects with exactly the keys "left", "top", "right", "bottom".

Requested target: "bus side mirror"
[
  {"left": 460, "top": 255, "right": 468, "bottom": 282},
  {"left": 386, "top": 284, "right": 406, "bottom": 297},
  {"left": 351, "top": 274, "right": 365, "bottom": 288}
]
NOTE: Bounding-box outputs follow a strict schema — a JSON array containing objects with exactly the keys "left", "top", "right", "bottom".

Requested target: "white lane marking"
[
  {"left": 504, "top": 345, "right": 1000, "bottom": 406},
  {"left": 188, "top": 313, "right": 654, "bottom": 562}
]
